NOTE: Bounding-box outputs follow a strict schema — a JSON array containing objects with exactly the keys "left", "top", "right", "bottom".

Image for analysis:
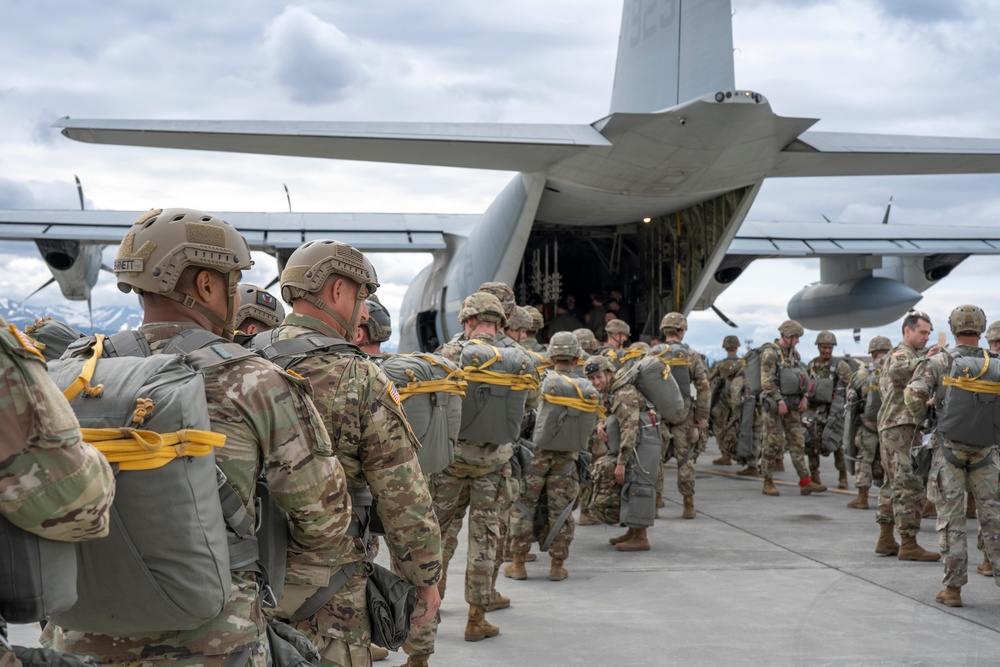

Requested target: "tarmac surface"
[{"left": 9, "top": 440, "right": 1000, "bottom": 666}]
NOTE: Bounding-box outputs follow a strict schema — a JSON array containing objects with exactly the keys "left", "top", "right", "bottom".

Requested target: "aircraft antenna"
[
  {"left": 284, "top": 183, "right": 292, "bottom": 212},
  {"left": 75, "top": 175, "right": 85, "bottom": 210}
]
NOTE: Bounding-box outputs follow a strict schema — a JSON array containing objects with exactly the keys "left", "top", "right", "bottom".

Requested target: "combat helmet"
[
  {"left": 359, "top": 298, "right": 392, "bottom": 344},
  {"left": 459, "top": 292, "right": 507, "bottom": 328},
  {"left": 605, "top": 319, "right": 631, "bottom": 336},
  {"left": 478, "top": 282, "right": 516, "bottom": 317},
  {"left": 722, "top": 335, "right": 740, "bottom": 351},
  {"left": 948, "top": 304, "right": 987, "bottom": 336},
  {"left": 235, "top": 284, "right": 285, "bottom": 331},
  {"left": 114, "top": 208, "right": 253, "bottom": 339},
  {"left": 778, "top": 320, "right": 804, "bottom": 337},
  {"left": 548, "top": 331, "right": 582, "bottom": 361},
  {"left": 507, "top": 306, "right": 532, "bottom": 332},
  {"left": 584, "top": 354, "right": 615, "bottom": 377},
  {"left": 659, "top": 312, "right": 687, "bottom": 333},
  {"left": 986, "top": 320, "right": 1000, "bottom": 343},
  {"left": 280, "top": 239, "right": 379, "bottom": 340},
  {"left": 524, "top": 305, "right": 544, "bottom": 331},
  {"left": 867, "top": 336, "right": 892, "bottom": 354},
  {"left": 815, "top": 331, "right": 837, "bottom": 346},
  {"left": 628, "top": 341, "right": 650, "bottom": 354},
  {"left": 574, "top": 327, "right": 599, "bottom": 354}
]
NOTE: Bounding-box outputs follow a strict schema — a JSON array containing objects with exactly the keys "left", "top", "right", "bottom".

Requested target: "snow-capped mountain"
[{"left": 0, "top": 298, "right": 142, "bottom": 334}]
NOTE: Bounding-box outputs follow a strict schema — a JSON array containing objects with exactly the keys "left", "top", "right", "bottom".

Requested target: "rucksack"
[
  {"left": 46, "top": 329, "right": 257, "bottom": 635},
  {"left": 938, "top": 348, "right": 1000, "bottom": 448},
  {"left": 742, "top": 343, "right": 775, "bottom": 396},
  {"left": 378, "top": 353, "right": 465, "bottom": 475},
  {"left": 611, "top": 356, "right": 684, "bottom": 423},
  {"left": 744, "top": 343, "right": 808, "bottom": 398},
  {"left": 457, "top": 341, "right": 538, "bottom": 444},
  {"left": 532, "top": 372, "right": 601, "bottom": 453}
]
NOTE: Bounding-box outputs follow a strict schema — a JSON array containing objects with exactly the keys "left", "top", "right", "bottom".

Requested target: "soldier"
[
  {"left": 758, "top": 320, "right": 827, "bottom": 497},
  {"left": 600, "top": 319, "right": 631, "bottom": 368},
  {"left": 710, "top": 335, "right": 743, "bottom": 466},
  {"left": 43, "top": 209, "right": 352, "bottom": 667},
  {"left": 522, "top": 306, "right": 545, "bottom": 351},
  {"left": 234, "top": 283, "right": 285, "bottom": 335},
  {"left": 573, "top": 327, "right": 599, "bottom": 356},
  {"left": 804, "top": 331, "right": 856, "bottom": 489},
  {"left": 876, "top": 310, "right": 940, "bottom": 561},
  {"left": 505, "top": 305, "right": 532, "bottom": 344},
  {"left": 903, "top": 305, "right": 1000, "bottom": 607},
  {"left": 262, "top": 239, "right": 442, "bottom": 667},
  {"left": 974, "top": 320, "right": 1000, "bottom": 577},
  {"left": 845, "top": 336, "right": 893, "bottom": 511},
  {"left": 652, "top": 313, "right": 710, "bottom": 519},
  {"left": 506, "top": 332, "right": 593, "bottom": 580},
  {"left": 354, "top": 298, "right": 392, "bottom": 357}
]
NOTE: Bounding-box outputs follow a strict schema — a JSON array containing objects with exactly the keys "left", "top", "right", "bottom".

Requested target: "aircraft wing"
[
  {"left": 0, "top": 210, "right": 480, "bottom": 252},
  {"left": 773, "top": 132, "right": 1000, "bottom": 177},
  {"left": 54, "top": 119, "right": 611, "bottom": 173}
]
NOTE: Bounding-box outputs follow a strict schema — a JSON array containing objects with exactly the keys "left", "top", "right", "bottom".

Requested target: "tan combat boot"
[
  {"left": 838, "top": 469, "right": 849, "bottom": 490},
  {"left": 524, "top": 552, "right": 537, "bottom": 562},
  {"left": 875, "top": 523, "right": 899, "bottom": 556},
  {"left": 609, "top": 528, "right": 634, "bottom": 545},
  {"left": 935, "top": 586, "right": 963, "bottom": 607},
  {"left": 616, "top": 527, "right": 651, "bottom": 552},
  {"left": 898, "top": 534, "right": 941, "bottom": 562},
  {"left": 464, "top": 604, "right": 500, "bottom": 641},
  {"left": 762, "top": 477, "right": 780, "bottom": 496},
  {"left": 977, "top": 553, "right": 993, "bottom": 576},
  {"left": 656, "top": 494, "right": 666, "bottom": 509},
  {"left": 682, "top": 495, "right": 696, "bottom": 519},
  {"left": 485, "top": 589, "right": 510, "bottom": 611},
  {"left": 799, "top": 477, "right": 827, "bottom": 495},
  {"left": 549, "top": 558, "right": 568, "bottom": 581},
  {"left": 400, "top": 654, "right": 430, "bottom": 667},
  {"left": 773, "top": 459, "right": 785, "bottom": 473},
  {"left": 847, "top": 487, "right": 870, "bottom": 509},
  {"left": 502, "top": 553, "right": 527, "bottom": 580},
  {"left": 577, "top": 508, "right": 600, "bottom": 526},
  {"left": 921, "top": 499, "right": 936, "bottom": 519},
  {"left": 713, "top": 453, "right": 733, "bottom": 465},
  {"left": 736, "top": 465, "right": 760, "bottom": 477},
  {"left": 810, "top": 469, "right": 822, "bottom": 485},
  {"left": 967, "top": 494, "right": 978, "bottom": 519},
  {"left": 371, "top": 645, "right": 389, "bottom": 661}
]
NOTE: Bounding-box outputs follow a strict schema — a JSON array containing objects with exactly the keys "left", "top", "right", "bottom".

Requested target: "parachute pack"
[
  {"left": 744, "top": 342, "right": 808, "bottom": 398},
  {"left": 45, "top": 329, "right": 263, "bottom": 636},
  {"left": 532, "top": 372, "right": 602, "bottom": 453},
  {"left": 457, "top": 341, "right": 538, "bottom": 444},
  {"left": 611, "top": 356, "right": 684, "bottom": 423},
  {"left": 647, "top": 342, "right": 696, "bottom": 399},
  {"left": 938, "top": 348, "right": 1000, "bottom": 448},
  {"left": 22, "top": 317, "right": 86, "bottom": 362},
  {"left": 379, "top": 353, "right": 466, "bottom": 475}
]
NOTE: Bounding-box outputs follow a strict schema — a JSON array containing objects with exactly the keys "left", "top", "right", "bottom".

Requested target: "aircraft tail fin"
[{"left": 609, "top": 0, "right": 735, "bottom": 114}]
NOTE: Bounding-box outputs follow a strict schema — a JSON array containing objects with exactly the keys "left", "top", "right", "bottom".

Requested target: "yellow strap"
[
  {"left": 63, "top": 334, "right": 107, "bottom": 401},
  {"left": 527, "top": 349, "right": 553, "bottom": 371},
  {"left": 466, "top": 344, "right": 501, "bottom": 371},
  {"left": 463, "top": 368, "right": 539, "bottom": 392},
  {"left": 81, "top": 427, "right": 225, "bottom": 471},
  {"left": 942, "top": 350, "right": 1000, "bottom": 395},
  {"left": 543, "top": 372, "right": 604, "bottom": 416},
  {"left": 398, "top": 377, "right": 468, "bottom": 400},
  {"left": 649, "top": 346, "right": 692, "bottom": 366},
  {"left": 620, "top": 348, "right": 646, "bottom": 363}
]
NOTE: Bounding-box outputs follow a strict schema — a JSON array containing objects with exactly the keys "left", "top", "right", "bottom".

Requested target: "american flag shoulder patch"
[{"left": 388, "top": 381, "right": 401, "bottom": 405}]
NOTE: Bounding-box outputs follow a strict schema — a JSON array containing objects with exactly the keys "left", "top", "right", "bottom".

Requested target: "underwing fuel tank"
[{"left": 787, "top": 276, "right": 921, "bottom": 330}]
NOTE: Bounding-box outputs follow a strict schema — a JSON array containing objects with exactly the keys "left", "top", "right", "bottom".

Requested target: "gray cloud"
[{"left": 873, "top": 0, "right": 972, "bottom": 23}]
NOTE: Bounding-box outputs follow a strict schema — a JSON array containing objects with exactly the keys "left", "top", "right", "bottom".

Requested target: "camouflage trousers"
[
  {"left": 510, "top": 450, "right": 580, "bottom": 561},
  {"left": 591, "top": 454, "right": 623, "bottom": 525},
  {"left": 710, "top": 401, "right": 736, "bottom": 457},
  {"left": 658, "top": 420, "right": 696, "bottom": 498},
  {"left": 494, "top": 474, "right": 515, "bottom": 589},
  {"left": 879, "top": 425, "right": 925, "bottom": 536},
  {"left": 926, "top": 445, "right": 1000, "bottom": 589},
  {"left": 854, "top": 425, "right": 892, "bottom": 523},
  {"left": 758, "top": 408, "right": 808, "bottom": 479},
  {"left": 313, "top": 636, "right": 375, "bottom": 667},
  {"left": 805, "top": 411, "right": 846, "bottom": 476},
  {"left": 89, "top": 645, "right": 269, "bottom": 667}
]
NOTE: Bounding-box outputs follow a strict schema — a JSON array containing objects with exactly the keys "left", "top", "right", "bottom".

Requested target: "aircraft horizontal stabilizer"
[
  {"left": 54, "top": 119, "right": 610, "bottom": 173},
  {"left": 774, "top": 131, "right": 1000, "bottom": 177}
]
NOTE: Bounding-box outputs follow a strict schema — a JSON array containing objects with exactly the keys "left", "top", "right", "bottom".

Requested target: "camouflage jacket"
[
  {"left": 609, "top": 383, "right": 643, "bottom": 467},
  {"left": 760, "top": 341, "right": 801, "bottom": 404},
  {"left": 847, "top": 361, "right": 880, "bottom": 430},
  {"left": 878, "top": 342, "right": 924, "bottom": 431},
  {"left": 275, "top": 314, "right": 441, "bottom": 643},
  {"left": 0, "top": 318, "right": 114, "bottom": 541},
  {"left": 46, "top": 321, "right": 350, "bottom": 661},
  {"left": 903, "top": 345, "right": 986, "bottom": 450},
  {"left": 805, "top": 356, "right": 855, "bottom": 418},
  {"left": 710, "top": 355, "right": 742, "bottom": 383}
]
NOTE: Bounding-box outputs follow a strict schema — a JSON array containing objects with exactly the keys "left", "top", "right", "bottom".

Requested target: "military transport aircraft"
[{"left": 5, "top": 0, "right": 1000, "bottom": 350}]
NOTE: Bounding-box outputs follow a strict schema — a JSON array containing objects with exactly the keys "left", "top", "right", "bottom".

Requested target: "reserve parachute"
[
  {"left": 457, "top": 341, "right": 538, "bottom": 444},
  {"left": 532, "top": 371, "right": 602, "bottom": 453},
  {"left": 938, "top": 348, "right": 1000, "bottom": 448}
]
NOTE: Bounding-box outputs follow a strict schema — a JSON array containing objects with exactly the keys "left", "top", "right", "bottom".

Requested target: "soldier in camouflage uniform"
[
  {"left": 574, "top": 327, "right": 599, "bottom": 356},
  {"left": 804, "top": 331, "right": 856, "bottom": 489},
  {"left": 505, "top": 305, "right": 532, "bottom": 345},
  {"left": 758, "top": 320, "right": 827, "bottom": 497},
  {"left": 267, "top": 240, "right": 441, "bottom": 667},
  {"left": 575, "top": 332, "right": 606, "bottom": 527},
  {"left": 599, "top": 319, "right": 631, "bottom": 368},
  {"left": 903, "top": 305, "right": 1000, "bottom": 607},
  {"left": 653, "top": 313, "right": 710, "bottom": 519},
  {"left": 845, "top": 336, "right": 893, "bottom": 511},
  {"left": 44, "top": 209, "right": 353, "bottom": 667},
  {"left": 876, "top": 310, "right": 940, "bottom": 562},
  {"left": 710, "top": 336, "right": 742, "bottom": 465},
  {"left": 587, "top": 355, "right": 652, "bottom": 552},
  {"left": 234, "top": 283, "right": 285, "bottom": 336},
  {"left": 354, "top": 298, "right": 391, "bottom": 357},
  {"left": 522, "top": 306, "right": 545, "bottom": 352}
]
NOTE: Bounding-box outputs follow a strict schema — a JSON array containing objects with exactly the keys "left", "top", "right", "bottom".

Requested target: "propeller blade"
[
  {"left": 881, "top": 196, "right": 893, "bottom": 225},
  {"left": 853, "top": 328, "right": 861, "bottom": 343},
  {"left": 710, "top": 304, "right": 738, "bottom": 328},
  {"left": 23, "top": 277, "right": 56, "bottom": 301},
  {"left": 87, "top": 296, "right": 94, "bottom": 333},
  {"left": 284, "top": 183, "right": 292, "bottom": 213},
  {"left": 265, "top": 275, "right": 280, "bottom": 290},
  {"left": 75, "top": 175, "right": 85, "bottom": 211},
  {"left": 101, "top": 263, "right": 114, "bottom": 273}
]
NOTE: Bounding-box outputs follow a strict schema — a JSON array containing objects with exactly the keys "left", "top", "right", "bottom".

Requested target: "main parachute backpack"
[
  {"left": 610, "top": 356, "right": 684, "bottom": 423},
  {"left": 457, "top": 341, "right": 538, "bottom": 444},
  {"left": 532, "top": 371, "right": 602, "bottom": 453},
  {"left": 938, "top": 348, "right": 1000, "bottom": 448}
]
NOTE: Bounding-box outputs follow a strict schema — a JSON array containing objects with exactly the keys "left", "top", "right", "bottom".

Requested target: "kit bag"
[
  {"left": 457, "top": 341, "right": 537, "bottom": 444},
  {"left": 619, "top": 412, "right": 661, "bottom": 529}
]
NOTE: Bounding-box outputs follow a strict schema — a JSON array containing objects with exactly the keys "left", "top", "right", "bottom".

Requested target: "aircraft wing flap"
[{"left": 54, "top": 119, "right": 610, "bottom": 173}]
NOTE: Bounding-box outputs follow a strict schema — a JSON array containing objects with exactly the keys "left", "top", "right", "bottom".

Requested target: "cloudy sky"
[{"left": 3, "top": 0, "right": 1000, "bottom": 358}]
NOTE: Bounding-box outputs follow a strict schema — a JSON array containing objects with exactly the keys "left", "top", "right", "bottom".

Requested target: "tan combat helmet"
[
  {"left": 778, "top": 320, "right": 804, "bottom": 337},
  {"left": 280, "top": 239, "right": 379, "bottom": 339},
  {"left": 948, "top": 304, "right": 987, "bottom": 336},
  {"left": 628, "top": 341, "right": 650, "bottom": 354},
  {"left": 114, "top": 208, "right": 253, "bottom": 340},
  {"left": 605, "top": 319, "right": 631, "bottom": 336},
  {"left": 573, "top": 327, "right": 599, "bottom": 354},
  {"left": 478, "top": 282, "right": 516, "bottom": 318},
  {"left": 235, "top": 284, "right": 285, "bottom": 331},
  {"left": 583, "top": 354, "right": 614, "bottom": 377},
  {"left": 548, "top": 331, "right": 582, "bottom": 361},
  {"left": 459, "top": 292, "right": 507, "bottom": 328},
  {"left": 359, "top": 298, "right": 392, "bottom": 344},
  {"left": 659, "top": 312, "right": 688, "bottom": 334},
  {"left": 815, "top": 331, "right": 837, "bottom": 346},
  {"left": 986, "top": 320, "right": 1000, "bottom": 343},
  {"left": 524, "top": 305, "right": 544, "bottom": 332},
  {"left": 507, "top": 305, "right": 532, "bottom": 332},
  {"left": 868, "top": 336, "right": 892, "bottom": 354},
  {"left": 722, "top": 335, "right": 740, "bottom": 351}
]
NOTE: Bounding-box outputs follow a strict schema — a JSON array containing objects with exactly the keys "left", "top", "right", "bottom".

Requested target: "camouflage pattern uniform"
[
  {"left": 804, "top": 356, "right": 855, "bottom": 481},
  {"left": 878, "top": 342, "right": 926, "bottom": 536},
  {"left": 709, "top": 353, "right": 743, "bottom": 458},
  {"left": 522, "top": 306, "right": 545, "bottom": 352},
  {"left": 759, "top": 342, "right": 810, "bottom": 480},
  {"left": 509, "top": 449, "right": 580, "bottom": 560},
  {"left": 653, "top": 343, "right": 710, "bottom": 501},
  {"left": 271, "top": 314, "right": 441, "bottom": 666},
  {"left": 904, "top": 344, "right": 1000, "bottom": 589},
  {"left": 846, "top": 361, "right": 891, "bottom": 522},
  {"left": 591, "top": 384, "right": 643, "bottom": 524},
  {"left": 45, "top": 322, "right": 351, "bottom": 667},
  {"left": 0, "top": 316, "right": 115, "bottom": 541}
]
